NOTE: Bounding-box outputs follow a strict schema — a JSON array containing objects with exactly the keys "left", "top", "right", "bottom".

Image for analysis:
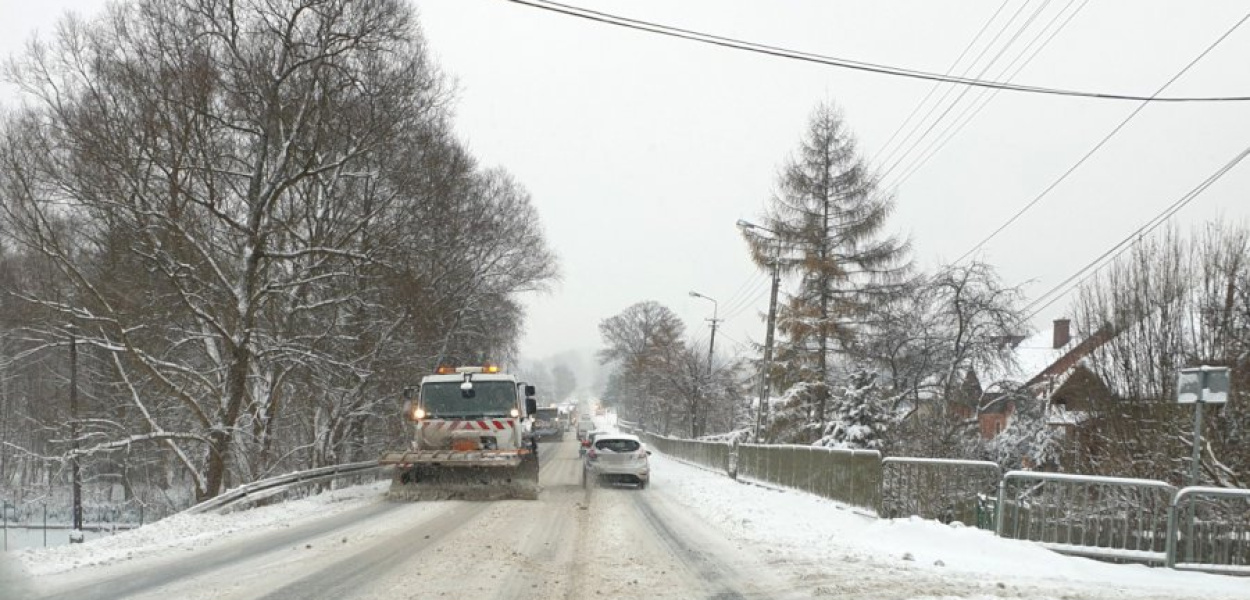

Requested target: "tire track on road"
[
  {"left": 631, "top": 492, "right": 802, "bottom": 600},
  {"left": 631, "top": 496, "right": 749, "bottom": 600},
  {"left": 490, "top": 439, "right": 585, "bottom": 600},
  {"left": 253, "top": 501, "right": 492, "bottom": 600},
  {"left": 254, "top": 444, "right": 566, "bottom": 600}
]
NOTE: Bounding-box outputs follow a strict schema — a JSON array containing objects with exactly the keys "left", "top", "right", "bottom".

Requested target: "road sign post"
[
  {"left": 1176, "top": 365, "right": 1231, "bottom": 563},
  {"left": 1177, "top": 365, "right": 1230, "bottom": 487}
]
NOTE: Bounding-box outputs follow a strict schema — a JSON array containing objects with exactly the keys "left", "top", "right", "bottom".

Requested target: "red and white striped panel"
[{"left": 421, "top": 419, "right": 515, "bottom": 432}]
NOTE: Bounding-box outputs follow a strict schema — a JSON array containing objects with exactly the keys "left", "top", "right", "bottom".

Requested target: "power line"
[
  {"left": 886, "top": 0, "right": 1089, "bottom": 191},
  {"left": 869, "top": 0, "right": 1021, "bottom": 172},
  {"left": 951, "top": 9, "right": 1250, "bottom": 265},
  {"left": 718, "top": 270, "right": 769, "bottom": 317},
  {"left": 504, "top": 0, "right": 1250, "bottom": 102},
  {"left": 1021, "top": 140, "right": 1250, "bottom": 320},
  {"left": 876, "top": 0, "right": 1052, "bottom": 182},
  {"left": 722, "top": 285, "right": 772, "bottom": 322},
  {"left": 715, "top": 330, "right": 755, "bottom": 355},
  {"left": 880, "top": 0, "right": 1089, "bottom": 191},
  {"left": 720, "top": 278, "right": 769, "bottom": 320}
]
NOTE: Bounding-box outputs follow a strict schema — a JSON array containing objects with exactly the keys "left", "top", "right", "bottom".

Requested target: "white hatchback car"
[{"left": 582, "top": 433, "right": 651, "bottom": 489}]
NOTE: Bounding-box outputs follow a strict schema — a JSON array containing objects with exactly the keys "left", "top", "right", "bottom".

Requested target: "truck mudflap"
[{"left": 382, "top": 449, "right": 539, "bottom": 501}]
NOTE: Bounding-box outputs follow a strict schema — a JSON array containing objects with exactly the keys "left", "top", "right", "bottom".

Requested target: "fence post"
[
  {"left": 1165, "top": 496, "right": 1178, "bottom": 568},
  {"left": 995, "top": 477, "right": 1007, "bottom": 537},
  {"left": 847, "top": 450, "right": 856, "bottom": 505}
]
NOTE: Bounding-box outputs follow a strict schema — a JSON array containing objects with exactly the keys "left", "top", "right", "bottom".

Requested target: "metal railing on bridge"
[
  {"left": 618, "top": 421, "right": 1250, "bottom": 574},
  {"left": 736, "top": 443, "right": 881, "bottom": 512},
  {"left": 995, "top": 471, "right": 1176, "bottom": 564},
  {"left": 881, "top": 457, "right": 1000, "bottom": 525},
  {"left": 1166, "top": 486, "right": 1250, "bottom": 575},
  {"left": 635, "top": 432, "right": 732, "bottom": 475}
]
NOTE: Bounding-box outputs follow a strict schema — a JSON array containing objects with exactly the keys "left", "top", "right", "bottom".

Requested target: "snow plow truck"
[{"left": 380, "top": 365, "right": 540, "bottom": 501}]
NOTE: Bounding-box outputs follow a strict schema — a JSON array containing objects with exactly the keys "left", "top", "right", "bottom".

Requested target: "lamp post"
[
  {"left": 688, "top": 291, "right": 720, "bottom": 372},
  {"left": 688, "top": 291, "right": 720, "bottom": 437},
  {"left": 737, "top": 219, "right": 782, "bottom": 443}
]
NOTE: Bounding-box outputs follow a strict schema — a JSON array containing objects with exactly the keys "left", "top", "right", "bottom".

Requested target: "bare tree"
[
  {"left": 0, "top": 0, "right": 556, "bottom": 502},
  {"left": 598, "top": 301, "right": 685, "bottom": 434},
  {"left": 1072, "top": 220, "right": 1250, "bottom": 486}
]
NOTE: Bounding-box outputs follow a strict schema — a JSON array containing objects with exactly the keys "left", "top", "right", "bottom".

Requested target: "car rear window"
[{"left": 594, "top": 439, "right": 641, "bottom": 453}]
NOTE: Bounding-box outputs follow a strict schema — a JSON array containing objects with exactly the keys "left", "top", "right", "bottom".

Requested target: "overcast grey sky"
[{"left": 5, "top": 0, "right": 1250, "bottom": 365}]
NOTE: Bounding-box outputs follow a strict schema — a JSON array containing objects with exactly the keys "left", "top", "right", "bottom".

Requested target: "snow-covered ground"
[
  {"left": 3, "top": 528, "right": 109, "bottom": 552},
  {"left": 6, "top": 437, "right": 1248, "bottom": 599},
  {"left": 10, "top": 482, "right": 387, "bottom": 579},
  {"left": 648, "top": 453, "right": 1248, "bottom": 599}
]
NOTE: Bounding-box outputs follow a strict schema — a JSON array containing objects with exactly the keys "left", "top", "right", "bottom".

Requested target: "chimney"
[{"left": 1052, "top": 318, "right": 1071, "bottom": 349}]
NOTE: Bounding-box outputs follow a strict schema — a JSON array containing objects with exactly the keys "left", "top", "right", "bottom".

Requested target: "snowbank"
[
  {"left": 649, "top": 452, "right": 1248, "bottom": 599},
  {"left": 15, "top": 481, "right": 388, "bottom": 577}
]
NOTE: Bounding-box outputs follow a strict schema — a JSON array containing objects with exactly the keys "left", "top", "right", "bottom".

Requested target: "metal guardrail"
[
  {"left": 1166, "top": 486, "right": 1250, "bottom": 575},
  {"left": 882, "top": 457, "right": 1000, "bottom": 525},
  {"left": 996, "top": 471, "right": 1176, "bottom": 564},
  {"left": 185, "top": 460, "right": 385, "bottom": 515}
]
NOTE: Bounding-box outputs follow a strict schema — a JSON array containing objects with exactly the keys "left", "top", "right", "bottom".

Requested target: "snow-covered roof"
[
  {"left": 978, "top": 330, "right": 1076, "bottom": 385},
  {"left": 1046, "top": 406, "right": 1090, "bottom": 426},
  {"left": 1011, "top": 331, "right": 1073, "bottom": 381}
]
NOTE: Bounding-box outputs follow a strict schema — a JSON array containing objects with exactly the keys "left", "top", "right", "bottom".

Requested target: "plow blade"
[{"left": 380, "top": 449, "right": 539, "bottom": 501}]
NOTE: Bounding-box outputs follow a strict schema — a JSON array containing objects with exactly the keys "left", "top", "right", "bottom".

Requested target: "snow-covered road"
[{"left": 7, "top": 438, "right": 1248, "bottom": 600}]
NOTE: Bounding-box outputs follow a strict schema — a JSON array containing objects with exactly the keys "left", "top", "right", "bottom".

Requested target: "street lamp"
[
  {"left": 737, "top": 219, "right": 782, "bottom": 443},
  {"left": 688, "top": 291, "right": 720, "bottom": 373},
  {"left": 689, "top": 291, "right": 721, "bottom": 437}
]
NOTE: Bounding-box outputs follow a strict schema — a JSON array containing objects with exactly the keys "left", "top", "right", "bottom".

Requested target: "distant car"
[
  {"left": 576, "top": 419, "right": 594, "bottom": 441},
  {"left": 532, "top": 407, "right": 565, "bottom": 442},
  {"left": 579, "top": 429, "right": 610, "bottom": 457},
  {"left": 582, "top": 433, "right": 650, "bottom": 489}
]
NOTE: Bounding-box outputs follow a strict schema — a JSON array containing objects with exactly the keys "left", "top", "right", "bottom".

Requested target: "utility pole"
[
  {"left": 757, "top": 250, "right": 781, "bottom": 442},
  {"left": 738, "top": 220, "right": 782, "bottom": 443},
  {"left": 706, "top": 309, "right": 720, "bottom": 375},
  {"left": 68, "top": 325, "right": 83, "bottom": 541}
]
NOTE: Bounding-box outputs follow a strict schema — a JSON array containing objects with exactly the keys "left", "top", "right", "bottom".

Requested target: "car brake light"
[{"left": 588, "top": 449, "right": 597, "bottom": 460}]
